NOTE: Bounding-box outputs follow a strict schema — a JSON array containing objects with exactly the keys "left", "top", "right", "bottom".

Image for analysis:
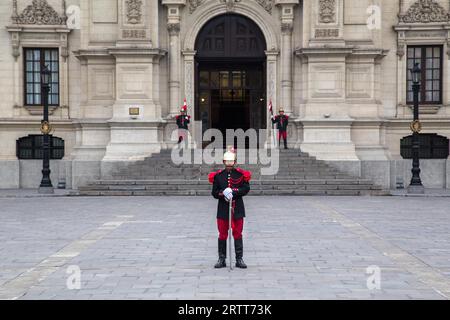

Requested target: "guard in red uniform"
[
  {"left": 271, "top": 108, "right": 289, "bottom": 149},
  {"left": 175, "top": 105, "right": 191, "bottom": 145},
  {"left": 209, "top": 148, "right": 251, "bottom": 269}
]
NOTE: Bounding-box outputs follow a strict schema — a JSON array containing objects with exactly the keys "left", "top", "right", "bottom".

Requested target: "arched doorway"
[{"left": 194, "top": 14, "right": 267, "bottom": 141}]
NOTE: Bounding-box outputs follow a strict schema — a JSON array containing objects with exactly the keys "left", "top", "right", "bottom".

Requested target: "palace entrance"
[{"left": 194, "top": 14, "right": 267, "bottom": 146}]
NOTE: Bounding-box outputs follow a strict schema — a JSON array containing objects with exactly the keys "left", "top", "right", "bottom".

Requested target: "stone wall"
[{"left": 0, "top": 0, "right": 449, "bottom": 189}]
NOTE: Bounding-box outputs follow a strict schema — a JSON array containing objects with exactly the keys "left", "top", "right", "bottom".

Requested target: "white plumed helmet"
[{"left": 223, "top": 146, "right": 237, "bottom": 161}]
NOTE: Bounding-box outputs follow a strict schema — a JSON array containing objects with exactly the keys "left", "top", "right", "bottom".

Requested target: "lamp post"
[
  {"left": 38, "top": 65, "right": 54, "bottom": 194},
  {"left": 408, "top": 62, "right": 424, "bottom": 194}
]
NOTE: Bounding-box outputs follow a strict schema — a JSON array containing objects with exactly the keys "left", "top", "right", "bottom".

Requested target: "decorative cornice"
[
  {"left": 12, "top": 0, "right": 67, "bottom": 25},
  {"left": 318, "top": 0, "right": 336, "bottom": 24},
  {"left": 398, "top": 0, "right": 450, "bottom": 23},
  {"left": 125, "top": 0, "right": 143, "bottom": 24}
]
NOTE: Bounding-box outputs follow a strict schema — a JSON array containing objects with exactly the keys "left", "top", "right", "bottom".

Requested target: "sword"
[{"left": 228, "top": 198, "right": 233, "bottom": 271}]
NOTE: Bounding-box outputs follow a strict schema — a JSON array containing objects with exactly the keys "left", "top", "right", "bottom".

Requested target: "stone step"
[
  {"left": 74, "top": 189, "right": 375, "bottom": 197},
  {"left": 111, "top": 171, "right": 345, "bottom": 178},
  {"left": 79, "top": 180, "right": 381, "bottom": 194},
  {"left": 76, "top": 148, "right": 385, "bottom": 197},
  {"left": 90, "top": 179, "right": 377, "bottom": 185},
  {"left": 105, "top": 176, "right": 356, "bottom": 181}
]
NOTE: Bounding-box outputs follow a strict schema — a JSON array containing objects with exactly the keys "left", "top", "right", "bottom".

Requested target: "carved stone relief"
[
  {"left": 256, "top": 0, "right": 274, "bottom": 14},
  {"left": 167, "top": 23, "right": 181, "bottom": 36},
  {"left": 188, "top": 0, "right": 206, "bottom": 13},
  {"left": 398, "top": 0, "right": 450, "bottom": 23},
  {"left": 220, "top": 0, "right": 241, "bottom": 12},
  {"left": 315, "top": 28, "right": 339, "bottom": 38},
  {"left": 188, "top": 0, "right": 274, "bottom": 14},
  {"left": 318, "top": 0, "right": 336, "bottom": 24},
  {"left": 125, "top": 0, "right": 143, "bottom": 24},
  {"left": 122, "top": 29, "right": 146, "bottom": 38},
  {"left": 281, "top": 22, "right": 293, "bottom": 35},
  {"left": 11, "top": 0, "right": 67, "bottom": 25}
]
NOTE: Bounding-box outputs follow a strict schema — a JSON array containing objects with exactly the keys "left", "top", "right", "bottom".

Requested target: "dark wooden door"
[
  {"left": 195, "top": 14, "right": 267, "bottom": 60},
  {"left": 195, "top": 14, "right": 267, "bottom": 147}
]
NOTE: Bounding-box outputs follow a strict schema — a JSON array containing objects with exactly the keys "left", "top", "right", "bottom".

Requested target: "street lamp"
[
  {"left": 408, "top": 62, "right": 424, "bottom": 194},
  {"left": 38, "top": 65, "right": 54, "bottom": 194}
]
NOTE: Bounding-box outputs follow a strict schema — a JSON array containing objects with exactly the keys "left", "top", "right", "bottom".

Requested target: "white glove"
[
  {"left": 223, "top": 188, "right": 233, "bottom": 201},
  {"left": 185, "top": 116, "right": 189, "bottom": 120}
]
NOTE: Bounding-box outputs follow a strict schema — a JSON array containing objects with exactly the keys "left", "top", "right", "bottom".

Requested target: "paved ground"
[{"left": 0, "top": 195, "right": 450, "bottom": 300}]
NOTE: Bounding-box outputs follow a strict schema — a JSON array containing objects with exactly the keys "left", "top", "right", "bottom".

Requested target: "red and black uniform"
[
  {"left": 209, "top": 168, "right": 251, "bottom": 268},
  {"left": 272, "top": 114, "right": 289, "bottom": 149},
  {"left": 176, "top": 114, "right": 190, "bottom": 143}
]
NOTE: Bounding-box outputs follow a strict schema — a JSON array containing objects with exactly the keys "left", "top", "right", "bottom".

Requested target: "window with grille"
[
  {"left": 16, "top": 135, "right": 65, "bottom": 160},
  {"left": 407, "top": 46, "right": 443, "bottom": 105},
  {"left": 400, "top": 134, "right": 449, "bottom": 159},
  {"left": 24, "top": 48, "right": 60, "bottom": 106}
]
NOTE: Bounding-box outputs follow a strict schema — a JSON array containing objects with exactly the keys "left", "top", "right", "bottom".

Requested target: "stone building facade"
[{"left": 1, "top": 0, "right": 450, "bottom": 190}]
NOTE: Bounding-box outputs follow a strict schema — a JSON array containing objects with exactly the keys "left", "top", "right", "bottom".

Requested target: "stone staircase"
[{"left": 75, "top": 149, "right": 387, "bottom": 196}]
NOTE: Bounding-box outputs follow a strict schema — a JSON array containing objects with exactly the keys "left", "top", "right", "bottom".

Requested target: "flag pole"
[{"left": 269, "top": 100, "right": 277, "bottom": 149}]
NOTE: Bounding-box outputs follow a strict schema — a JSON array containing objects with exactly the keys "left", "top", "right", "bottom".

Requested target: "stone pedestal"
[
  {"left": 102, "top": 48, "right": 166, "bottom": 160},
  {"left": 103, "top": 120, "right": 165, "bottom": 161},
  {"left": 300, "top": 119, "right": 358, "bottom": 160}
]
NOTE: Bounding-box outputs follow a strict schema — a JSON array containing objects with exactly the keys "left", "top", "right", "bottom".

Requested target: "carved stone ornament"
[
  {"left": 315, "top": 28, "right": 339, "bottom": 38},
  {"left": 220, "top": 0, "right": 241, "bottom": 12},
  {"left": 167, "top": 23, "right": 181, "bottom": 36},
  {"left": 126, "top": 0, "right": 143, "bottom": 24},
  {"left": 397, "top": 43, "right": 406, "bottom": 58},
  {"left": 189, "top": 0, "right": 274, "bottom": 14},
  {"left": 188, "top": 0, "right": 205, "bottom": 14},
  {"left": 399, "top": 0, "right": 450, "bottom": 23},
  {"left": 255, "top": 0, "right": 274, "bottom": 14},
  {"left": 12, "top": 0, "right": 67, "bottom": 25},
  {"left": 319, "top": 0, "right": 336, "bottom": 24},
  {"left": 281, "top": 22, "right": 293, "bottom": 35}
]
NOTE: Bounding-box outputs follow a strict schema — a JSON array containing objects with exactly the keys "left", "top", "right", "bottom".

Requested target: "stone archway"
[
  {"left": 194, "top": 13, "right": 267, "bottom": 137},
  {"left": 181, "top": 2, "right": 280, "bottom": 148}
]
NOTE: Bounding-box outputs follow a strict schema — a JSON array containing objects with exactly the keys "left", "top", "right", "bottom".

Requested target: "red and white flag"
[{"left": 268, "top": 99, "right": 273, "bottom": 115}]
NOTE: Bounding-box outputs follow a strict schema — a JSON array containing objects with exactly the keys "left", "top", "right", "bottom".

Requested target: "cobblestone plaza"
[{"left": 1, "top": 195, "right": 449, "bottom": 300}]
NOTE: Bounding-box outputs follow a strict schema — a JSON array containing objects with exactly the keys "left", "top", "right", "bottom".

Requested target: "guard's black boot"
[
  {"left": 284, "top": 138, "right": 288, "bottom": 149},
  {"left": 214, "top": 239, "right": 227, "bottom": 269},
  {"left": 234, "top": 238, "right": 247, "bottom": 269}
]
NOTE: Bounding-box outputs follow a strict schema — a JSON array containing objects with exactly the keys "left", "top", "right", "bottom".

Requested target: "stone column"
[
  {"left": 265, "top": 50, "right": 279, "bottom": 149},
  {"left": 280, "top": 22, "right": 293, "bottom": 115},
  {"left": 276, "top": 0, "right": 299, "bottom": 115},
  {"left": 182, "top": 49, "right": 198, "bottom": 148},
  {"left": 163, "top": 1, "right": 185, "bottom": 117},
  {"left": 168, "top": 23, "right": 181, "bottom": 117}
]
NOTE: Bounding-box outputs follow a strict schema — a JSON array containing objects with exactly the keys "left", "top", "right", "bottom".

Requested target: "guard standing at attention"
[
  {"left": 209, "top": 147, "right": 251, "bottom": 269},
  {"left": 175, "top": 103, "right": 191, "bottom": 145},
  {"left": 271, "top": 108, "right": 289, "bottom": 149}
]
